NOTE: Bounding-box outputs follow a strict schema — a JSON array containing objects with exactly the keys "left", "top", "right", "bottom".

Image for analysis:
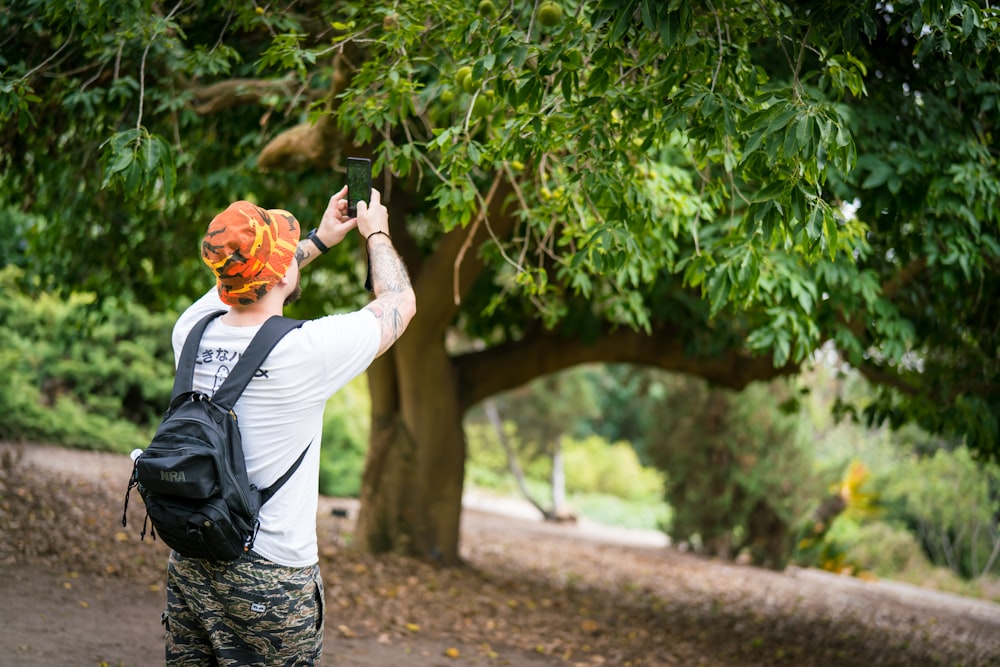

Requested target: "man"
[{"left": 163, "top": 185, "right": 415, "bottom": 665}]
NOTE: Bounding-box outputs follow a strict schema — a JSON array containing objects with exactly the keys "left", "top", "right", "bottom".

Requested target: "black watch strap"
[{"left": 307, "top": 228, "right": 329, "bottom": 254}]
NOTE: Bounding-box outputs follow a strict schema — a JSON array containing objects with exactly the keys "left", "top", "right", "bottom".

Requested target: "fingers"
[
  {"left": 327, "top": 186, "right": 348, "bottom": 220},
  {"left": 322, "top": 189, "right": 348, "bottom": 225},
  {"left": 357, "top": 189, "right": 384, "bottom": 218},
  {"left": 356, "top": 188, "right": 390, "bottom": 239}
]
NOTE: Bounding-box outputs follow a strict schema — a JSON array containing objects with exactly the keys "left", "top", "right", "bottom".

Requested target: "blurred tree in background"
[{"left": 884, "top": 447, "right": 1000, "bottom": 580}]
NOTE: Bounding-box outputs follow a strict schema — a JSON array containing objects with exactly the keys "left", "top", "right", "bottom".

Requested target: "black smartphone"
[{"left": 347, "top": 157, "right": 372, "bottom": 218}]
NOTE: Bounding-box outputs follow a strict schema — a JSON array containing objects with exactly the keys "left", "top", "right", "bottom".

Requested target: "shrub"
[
  {"left": 845, "top": 521, "right": 930, "bottom": 577},
  {"left": 563, "top": 435, "right": 664, "bottom": 502},
  {"left": 0, "top": 267, "right": 173, "bottom": 452}
]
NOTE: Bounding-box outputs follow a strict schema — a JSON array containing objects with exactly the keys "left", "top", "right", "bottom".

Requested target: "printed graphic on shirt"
[
  {"left": 195, "top": 348, "right": 272, "bottom": 394},
  {"left": 213, "top": 365, "right": 230, "bottom": 394},
  {"left": 198, "top": 347, "right": 241, "bottom": 365}
]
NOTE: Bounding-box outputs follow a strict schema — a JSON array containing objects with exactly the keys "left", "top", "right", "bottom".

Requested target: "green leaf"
[
  {"left": 661, "top": 9, "right": 682, "bottom": 49},
  {"left": 707, "top": 273, "right": 729, "bottom": 315},
  {"left": 107, "top": 148, "right": 134, "bottom": 176},
  {"left": 961, "top": 7, "right": 976, "bottom": 37},
  {"left": 513, "top": 45, "right": 528, "bottom": 69},
  {"left": 609, "top": 0, "right": 637, "bottom": 42},
  {"left": 754, "top": 181, "right": 788, "bottom": 203},
  {"left": 861, "top": 160, "right": 894, "bottom": 189},
  {"left": 766, "top": 105, "right": 798, "bottom": 134},
  {"left": 823, "top": 211, "right": 838, "bottom": 259},
  {"left": 806, "top": 204, "right": 823, "bottom": 240},
  {"left": 835, "top": 123, "right": 852, "bottom": 148},
  {"left": 640, "top": 0, "right": 657, "bottom": 30},
  {"left": 142, "top": 133, "right": 161, "bottom": 172},
  {"left": 742, "top": 129, "right": 767, "bottom": 159}
]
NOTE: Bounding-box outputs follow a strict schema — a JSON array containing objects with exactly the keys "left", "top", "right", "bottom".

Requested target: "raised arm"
[
  {"left": 295, "top": 185, "right": 356, "bottom": 269},
  {"left": 357, "top": 190, "right": 416, "bottom": 357}
]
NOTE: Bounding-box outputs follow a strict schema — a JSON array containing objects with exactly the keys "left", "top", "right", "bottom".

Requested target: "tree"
[
  {"left": 478, "top": 366, "right": 603, "bottom": 520},
  {"left": 2, "top": 0, "right": 997, "bottom": 564},
  {"left": 884, "top": 446, "right": 1000, "bottom": 579},
  {"left": 643, "top": 375, "right": 818, "bottom": 568}
]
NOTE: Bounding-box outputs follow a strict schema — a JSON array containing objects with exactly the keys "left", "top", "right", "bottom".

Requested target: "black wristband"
[
  {"left": 307, "top": 228, "right": 330, "bottom": 254},
  {"left": 363, "top": 231, "right": 391, "bottom": 293},
  {"left": 366, "top": 230, "right": 391, "bottom": 243}
]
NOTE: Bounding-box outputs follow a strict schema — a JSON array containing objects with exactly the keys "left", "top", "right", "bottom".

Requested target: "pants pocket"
[{"left": 314, "top": 571, "right": 325, "bottom": 631}]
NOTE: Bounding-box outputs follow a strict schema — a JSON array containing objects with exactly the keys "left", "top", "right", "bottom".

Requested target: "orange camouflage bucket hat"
[{"left": 201, "top": 201, "right": 301, "bottom": 306}]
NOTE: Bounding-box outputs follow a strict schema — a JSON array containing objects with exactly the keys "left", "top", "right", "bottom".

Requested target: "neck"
[{"left": 221, "top": 298, "right": 283, "bottom": 327}]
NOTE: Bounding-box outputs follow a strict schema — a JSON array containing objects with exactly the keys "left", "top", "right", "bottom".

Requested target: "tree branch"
[
  {"left": 483, "top": 399, "right": 552, "bottom": 519},
  {"left": 882, "top": 256, "right": 928, "bottom": 300},
  {"left": 257, "top": 114, "right": 346, "bottom": 171},
  {"left": 256, "top": 53, "right": 356, "bottom": 172},
  {"left": 188, "top": 76, "right": 301, "bottom": 114},
  {"left": 454, "top": 324, "right": 799, "bottom": 412},
  {"left": 454, "top": 170, "right": 504, "bottom": 306},
  {"left": 853, "top": 360, "right": 920, "bottom": 396}
]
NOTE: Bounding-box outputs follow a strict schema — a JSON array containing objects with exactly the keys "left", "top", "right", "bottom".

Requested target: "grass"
[{"left": 465, "top": 462, "right": 670, "bottom": 533}]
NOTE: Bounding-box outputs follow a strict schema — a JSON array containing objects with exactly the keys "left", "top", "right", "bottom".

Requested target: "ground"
[{"left": 1, "top": 443, "right": 998, "bottom": 667}]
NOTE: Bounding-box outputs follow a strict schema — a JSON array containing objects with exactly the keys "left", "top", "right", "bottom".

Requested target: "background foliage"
[
  {"left": 0, "top": 267, "right": 370, "bottom": 498},
  {"left": 0, "top": 266, "right": 171, "bottom": 450}
]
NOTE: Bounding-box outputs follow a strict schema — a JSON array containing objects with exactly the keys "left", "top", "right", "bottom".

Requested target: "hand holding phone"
[
  {"left": 358, "top": 188, "right": 389, "bottom": 293},
  {"left": 347, "top": 157, "right": 372, "bottom": 218}
]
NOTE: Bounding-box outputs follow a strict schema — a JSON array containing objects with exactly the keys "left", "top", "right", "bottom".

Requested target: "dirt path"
[{"left": 2, "top": 443, "right": 999, "bottom": 667}]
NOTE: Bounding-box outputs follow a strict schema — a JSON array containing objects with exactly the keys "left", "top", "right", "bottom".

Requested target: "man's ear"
[{"left": 279, "top": 259, "right": 297, "bottom": 284}]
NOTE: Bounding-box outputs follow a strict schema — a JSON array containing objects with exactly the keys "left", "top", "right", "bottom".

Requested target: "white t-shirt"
[{"left": 171, "top": 288, "right": 379, "bottom": 567}]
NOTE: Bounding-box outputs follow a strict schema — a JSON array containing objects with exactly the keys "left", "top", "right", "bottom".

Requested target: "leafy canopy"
[{"left": 1, "top": 0, "right": 998, "bottom": 456}]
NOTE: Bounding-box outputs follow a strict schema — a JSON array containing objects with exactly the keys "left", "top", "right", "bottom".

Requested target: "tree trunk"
[
  {"left": 551, "top": 439, "right": 566, "bottom": 516},
  {"left": 484, "top": 400, "right": 551, "bottom": 520},
  {"left": 354, "top": 334, "right": 467, "bottom": 564}
]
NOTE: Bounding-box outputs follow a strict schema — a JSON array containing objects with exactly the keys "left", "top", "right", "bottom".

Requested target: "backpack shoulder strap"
[
  {"left": 258, "top": 439, "right": 312, "bottom": 505},
  {"left": 211, "top": 315, "right": 304, "bottom": 411},
  {"left": 171, "top": 310, "right": 226, "bottom": 400}
]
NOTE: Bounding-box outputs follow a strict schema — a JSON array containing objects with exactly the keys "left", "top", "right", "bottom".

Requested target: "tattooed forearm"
[
  {"left": 295, "top": 240, "right": 317, "bottom": 268},
  {"left": 365, "top": 299, "right": 407, "bottom": 348},
  {"left": 367, "top": 242, "right": 413, "bottom": 293},
  {"left": 363, "top": 237, "right": 416, "bottom": 357}
]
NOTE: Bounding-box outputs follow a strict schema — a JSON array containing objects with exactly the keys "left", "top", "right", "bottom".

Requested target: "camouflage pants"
[{"left": 165, "top": 550, "right": 324, "bottom": 666}]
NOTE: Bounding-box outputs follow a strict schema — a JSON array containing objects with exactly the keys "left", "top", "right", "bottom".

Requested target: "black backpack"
[{"left": 122, "top": 311, "right": 307, "bottom": 562}]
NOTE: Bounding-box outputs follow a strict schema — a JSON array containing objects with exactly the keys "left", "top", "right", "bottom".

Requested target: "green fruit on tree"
[
  {"left": 440, "top": 88, "right": 455, "bottom": 103},
  {"left": 455, "top": 65, "right": 473, "bottom": 92},
  {"left": 537, "top": 1, "right": 562, "bottom": 27},
  {"left": 462, "top": 72, "right": 479, "bottom": 94},
  {"left": 472, "top": 93, "right": 492, "bottom": 117},
  {"left": 478, "top": 0, "right": 496, "bottom": 18}
]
